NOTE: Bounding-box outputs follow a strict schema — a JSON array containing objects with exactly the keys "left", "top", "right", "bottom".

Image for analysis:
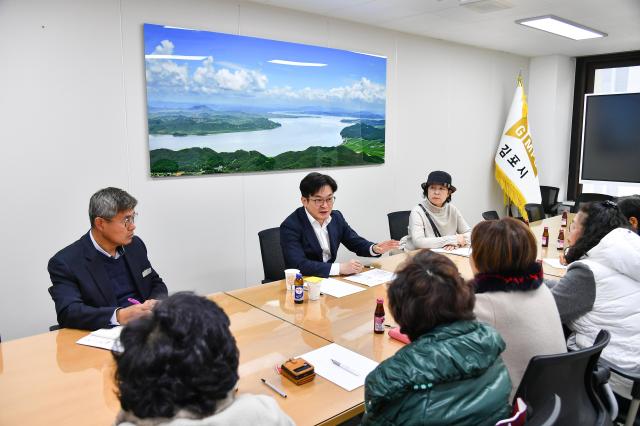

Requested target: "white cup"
[
  {"left": 284, "top": 269, "right": 300, "bottom": 291},
  {"left": 308, "top": 281, "right": 321, "bottom": 301}
]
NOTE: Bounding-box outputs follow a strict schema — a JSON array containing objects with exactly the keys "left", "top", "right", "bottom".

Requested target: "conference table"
[{"left": 0, "top": 215, "right": 569, "bottom": 426}]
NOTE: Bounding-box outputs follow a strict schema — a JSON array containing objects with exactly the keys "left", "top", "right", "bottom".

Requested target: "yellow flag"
[{"left": 494, "top": 76, "right": 541, "bottom": 220}]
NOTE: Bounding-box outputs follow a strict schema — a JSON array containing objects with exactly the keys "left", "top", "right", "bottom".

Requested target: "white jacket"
[
  {"left": 115, "top": 393, "right": 295, "bottom": 426},
  {"left": 570, "top": 228, "right": 640, "bottom": 371}
]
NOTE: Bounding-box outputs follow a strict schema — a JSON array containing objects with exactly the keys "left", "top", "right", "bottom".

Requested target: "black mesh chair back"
[
  {"left": 482, "top": 210, "right": 500, "bottom": 221},
  {"left": 573, "top": 193, "right": 614, "bottom": 213},
  {"left": 540, "top": 186, "right": 560, "bottom": 216},
  {"left": 387, "top": 211, "right": 410, "bottom": 240},
  {"left": 514, "top": 330, "right": 612, "bottom": 426},
  {"left": 525, "top": 203, "right": 546, "bottom": 222},
  {"left": 258, "top": 227, "right": 286, "bottom": 284},
  {"left": 47, "top": 286, "right": 61, "bottom": 331}
]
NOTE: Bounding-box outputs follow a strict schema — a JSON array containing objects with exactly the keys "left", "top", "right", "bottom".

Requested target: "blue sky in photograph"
[{"left": 143, "top": 23, "right": 386, "bottom": 114}]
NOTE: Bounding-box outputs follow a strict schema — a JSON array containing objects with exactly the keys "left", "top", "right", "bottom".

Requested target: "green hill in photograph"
[
  {"left": 339, "top": 122, "right": 385, "bottom": 141},
  {"left": 338, "top": 122, "right": 385, "bottom": 158},
  {"left": 150, "top": 144, "right": 383, "bottom": 176},
  {"left": 148, "top": 111, "right": 281, "bottom": 136}
]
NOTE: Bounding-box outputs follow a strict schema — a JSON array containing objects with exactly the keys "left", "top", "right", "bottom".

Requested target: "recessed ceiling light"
[{"left": 516, "top": 15, "right": 607, "bottom": 40}]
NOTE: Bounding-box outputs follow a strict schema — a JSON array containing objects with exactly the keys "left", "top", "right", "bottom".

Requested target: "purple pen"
[{"left": 128, "top": 298, "right": 141, "bottom": 305}]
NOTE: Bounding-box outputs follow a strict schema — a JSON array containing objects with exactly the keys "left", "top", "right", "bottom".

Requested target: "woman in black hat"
[{"left": 401, "top": 171, "right": 471, "bottom": 250}]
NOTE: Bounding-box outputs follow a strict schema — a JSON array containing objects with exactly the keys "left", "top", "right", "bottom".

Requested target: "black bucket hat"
[{"left": 421, "top": 170, "right": 457, "bottom": 193}]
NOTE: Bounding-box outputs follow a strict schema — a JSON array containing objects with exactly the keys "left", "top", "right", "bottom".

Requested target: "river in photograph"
[{"left": 148, "top": 115, "right": 356, "bottom": 157}]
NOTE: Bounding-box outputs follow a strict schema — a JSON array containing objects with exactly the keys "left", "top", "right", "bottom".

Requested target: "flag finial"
[{"left": 517, "top": 72, "right": 524, "bottom": 87}]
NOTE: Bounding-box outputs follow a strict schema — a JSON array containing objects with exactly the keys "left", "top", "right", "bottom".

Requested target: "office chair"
[
  {"left": 387, "top": 211, "right": 410, "bottom": 240},
  {"left": 47, "top": 287, "right": 61, "bottom": 331},
  {"left": 514, "top": 330, "right": 613, "bottom": 426},
  {"left": 258, "top": 227, "right": 286, "bottom": 284},
  {"left": 524, "top": 203, "right": 545, "bottom": 223},
  {"left": 540, "top": 186, "right": 561, "bottom": 216},
  {"left": 572, "top": 193, "right": 614, "bottom": 213},
  {"left": 599, "top": 358, "right": 640, "bottom": 426},
  {"left": 482, "top": 210, "right": 500, "bottom": 221}
]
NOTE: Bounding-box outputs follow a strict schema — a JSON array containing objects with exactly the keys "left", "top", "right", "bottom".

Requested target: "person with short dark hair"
[
  {"left": 546, "top": 201, "right": 640, "bottom": 401},
  {"left": 362, "top": 250, "right": 511, "bottom": 425},
  {"left": 48, "top": 187, "right": 168, "bottom": 330},
  {"left": 113, "top": 292, "right": 294, "bottom": 426},
  {"left": 280, "top": 172, "right": 398, "bottom": 277},
  {"left": 618, "top": 195, "right": 640, "bottom": 233},
  {"left": 401, "top": 170, "right": 471, "bottom": 251},
  {"left": 471, "top": 217, "right": 566, "bottom": 398}
]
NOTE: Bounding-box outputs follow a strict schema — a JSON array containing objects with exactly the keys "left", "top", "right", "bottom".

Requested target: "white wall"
[
  {"left": 528, "top": 55, "right": 576, "bottom": 202},
  {"left": 0, "top": 0, "right": 555, "bottom": 341}
]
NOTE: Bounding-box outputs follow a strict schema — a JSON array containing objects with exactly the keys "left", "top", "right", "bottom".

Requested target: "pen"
[
  {"left": 128, "top": 298, "right": 141, "bottom": 305},
  {"left": 331, "top": 358, "right": 359, "bottom": 376},
  {"left": 261, "top": 378, "right": 287, "bottom": 398}
]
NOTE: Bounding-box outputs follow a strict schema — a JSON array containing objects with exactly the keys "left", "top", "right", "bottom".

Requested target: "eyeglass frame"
[
  {"left": 103, "top": 211, "right": 138, "bottom": 227},
  {"left": 306, "top": 195, "right": 336, "bottom": 206}
]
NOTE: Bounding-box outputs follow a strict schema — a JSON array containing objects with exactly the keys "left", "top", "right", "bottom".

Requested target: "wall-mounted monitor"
[{"left": 580, "top": 91, "right": 640, "bottom": 184}]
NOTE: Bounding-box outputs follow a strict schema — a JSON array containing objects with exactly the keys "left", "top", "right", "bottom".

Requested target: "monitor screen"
[{"left": 580, "top": 92, "right": 640, "bottom": 183}]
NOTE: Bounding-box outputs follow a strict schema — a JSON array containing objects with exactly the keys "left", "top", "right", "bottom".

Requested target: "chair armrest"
[{"left": 599, "top": 358, "right": 640, "bottom": 399}]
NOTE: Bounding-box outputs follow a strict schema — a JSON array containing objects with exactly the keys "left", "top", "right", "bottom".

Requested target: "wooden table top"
[
  {"left": 226, "top": 214, "right": 572, "bottom": 376},
  {"left": 227, "top": 281, "right": 405, "bottom": 364},
  {"left": 530, "top": 213, "right": 573, "bottom": 269},
  {"left": 0, "top": 294, "right": 362, "bottom": 426}
]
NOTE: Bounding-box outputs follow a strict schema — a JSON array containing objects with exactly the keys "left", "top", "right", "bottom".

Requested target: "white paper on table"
[
  {"left": 431, "top": 247, "right": 472, "bottom": 257},
  {"left": 343, "top": 268, "right": 396, "bottom": 287},
  {"left": 543, "top": 258, "right": 568, "bottom": 270},
  {"left": 298, "top": 343, "right": 379, "bottom": 391},
  {"left": 319, "top": 278, "right": 366, "bottom": 298},
  {"left": 76, "top": 326, "right": 123, "bottom": 352}
]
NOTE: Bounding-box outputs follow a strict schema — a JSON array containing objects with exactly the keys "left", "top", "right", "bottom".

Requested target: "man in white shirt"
[{"left": 280, "top": 172, "right": 398, "bottom": 277}]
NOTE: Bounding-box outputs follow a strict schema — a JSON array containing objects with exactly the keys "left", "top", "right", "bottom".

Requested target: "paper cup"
[
  {"left": 308, "top": 281, "right": 321, "bottom": 301},
  {"left": 284, "top": 269, "right": 300, "bottom": 291}
]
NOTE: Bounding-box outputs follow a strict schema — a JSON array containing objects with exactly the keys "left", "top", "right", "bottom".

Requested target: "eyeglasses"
[
  {"left": 104, "top": 212, "right": 138, "bottom": 227},
  {"left": 307, "top": 196, "right": 336, "bottom": 206}
]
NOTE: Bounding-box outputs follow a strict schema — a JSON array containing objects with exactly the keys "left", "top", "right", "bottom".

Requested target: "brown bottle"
[
  {"left": 374, "top": 298, "right": 385, "bottom": 334},
  {"left": 561, "top": 211, "right": 568, "bottom": 227},
  {"left": 542, "top": 226, "right": 549, "bottom": 247},
  {"left": 557, "top": 229, "right": 565, "bottom": 251},
  {"left": 294, "top": 273, "right": 304, "bottom": 304}
]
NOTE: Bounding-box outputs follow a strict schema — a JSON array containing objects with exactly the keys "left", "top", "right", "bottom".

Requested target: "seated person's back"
[
  {"left": 362, "top": 250, "right": 511, "bottom": 426},
  {"left": 113, "top": 292, "right": 294, "bottom": 426},
  {"left": 48, "top": 187, "right": 168, "bottom": 330},
  {"left": 470, "top": 217, "right": 567, "bottom": 398},
  {"left": 546, "top": 201, "right": 640, "bottom": 399}
]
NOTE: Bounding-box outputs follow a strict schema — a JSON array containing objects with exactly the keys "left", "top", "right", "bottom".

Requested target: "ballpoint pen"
[
  {"left": 261, "top": 378, "right": 287, "bottom": 398},
  {"left": 128, "top": 298, "right": 141, "bottom": 305},
  {"left": 331, "top": 358, "right": 359, "bottom": 376}
]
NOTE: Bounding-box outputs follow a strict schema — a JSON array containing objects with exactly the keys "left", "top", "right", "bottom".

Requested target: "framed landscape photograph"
[{"left": 143, "top": 23, "right": 387, "bottom": 176}]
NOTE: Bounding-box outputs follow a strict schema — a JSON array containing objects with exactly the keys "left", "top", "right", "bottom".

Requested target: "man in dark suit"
[
  {"left": 281, "top": 172, "right": 399, "bottom": 277},
  {"left": 48, "top": 187, "right": 168, "bottom": 330}
]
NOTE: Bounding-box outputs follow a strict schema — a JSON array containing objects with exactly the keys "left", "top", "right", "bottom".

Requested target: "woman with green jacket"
[{"left": 362, "top": 250, "right": 511, "bottom": 425}]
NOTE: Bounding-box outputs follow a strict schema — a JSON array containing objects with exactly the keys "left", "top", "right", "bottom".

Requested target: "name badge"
[{"left": 142, "top": 267, "right": 152, "bottom": 278}]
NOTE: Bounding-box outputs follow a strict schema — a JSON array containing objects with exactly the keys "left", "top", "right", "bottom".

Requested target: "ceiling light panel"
[{"left": 516, "top": 15, "right": 606, "bottom": 40}]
